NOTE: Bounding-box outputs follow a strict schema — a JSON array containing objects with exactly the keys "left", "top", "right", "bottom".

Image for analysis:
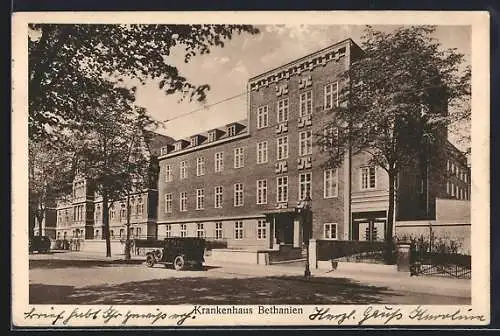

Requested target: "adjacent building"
[{"left": 54, "top": 132, "right": 173, "bottom": 241}]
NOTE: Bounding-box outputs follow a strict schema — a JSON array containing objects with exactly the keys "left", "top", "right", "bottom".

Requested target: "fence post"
[
  {"left": 309, "top": 238, "right": 317, "bottom": 269},
  {"left": 396, "top": 241, "right": 412, "bottom": 273}
]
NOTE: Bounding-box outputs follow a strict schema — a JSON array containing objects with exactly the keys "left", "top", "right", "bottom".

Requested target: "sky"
[{"left": 133, "top": 24, "right": 471, "bottom": 149}]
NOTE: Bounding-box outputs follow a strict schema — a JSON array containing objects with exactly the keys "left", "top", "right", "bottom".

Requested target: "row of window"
[
  {"left": 57, "top": 205, "right": 85, "bottom": 225},
  {"left": 164, "top": 170, "right": 339, "bottom": 213},
  {"left": 446, "top": 181, "right": 470, "bottom": 200},
  {"left": 256, "top": 82, "right": 339, "bottom": 129},
  {"left": 447, "top": 160, "right": 469, "bottom": 183},
  {"left": 93, "top": 227, "right": 143, "bottom": 240},
  {"left": 165, "top": 132, "right": 317, "bottom": 182},
  {"left": 58, "top": 198, "right": 146, "bottom": 226},
  {"left": 162, "top": 221, "right": 338, "bottom": 240}
]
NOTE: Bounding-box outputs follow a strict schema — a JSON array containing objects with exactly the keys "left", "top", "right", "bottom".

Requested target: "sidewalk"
[{"left": 204, "top": 257, "right": 472, "bottom": 299}]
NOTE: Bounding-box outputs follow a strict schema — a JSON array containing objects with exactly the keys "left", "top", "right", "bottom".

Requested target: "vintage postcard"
[{"left": 12, "top": 11, "right": 490, "bottom": 328}]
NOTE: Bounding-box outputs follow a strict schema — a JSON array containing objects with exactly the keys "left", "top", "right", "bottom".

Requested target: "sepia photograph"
[{"left": 12, "top": 11, "right": 490, "bottom": 327}]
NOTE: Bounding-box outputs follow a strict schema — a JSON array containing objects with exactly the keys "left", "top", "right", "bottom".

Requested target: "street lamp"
[{"left": 296, "top": 192, "right": 312, "bottom": 279}]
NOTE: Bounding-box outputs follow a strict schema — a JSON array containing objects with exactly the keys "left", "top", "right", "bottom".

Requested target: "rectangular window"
[
  {"left": 164, "top": 194, "right": 172, "bottom": 213},
  {"left": 324, "top": 223, "right": 338, "bottom": 239},
  {"left": 196, "top": 223, "right": 205, "bottom": 238},
  {"left": 360, "top": 166, "right": 376, "bottom": 190},
  {"left": 215, "top": 152, "right": 224, "bottom": 172},
  {"left": 196, "top": 157, "right": 205, "bottom": 176},
  {"left": 228, "top": 125, "right": 236, "bottom": 136},
  {"left": 215, "top": 222, "right": 223, "bottom": 239},
  {"left": 257, "top": 105, "right": 269, "bottom": 129},
  {"left": 256, "top": 179, "right": 268, "bottom": 205},
  {"left": 323, "top": 126, "right": 338, "bottom": 151},
  {"left": 190, "top": 137, "right": 198, "bottom": 147},
  {"left": 234, "top": 147, "right": 244, "bottom": 169},
  {"left": 234, "top": 183, "right": 244, "bottom": 207},
  {"left": 324, "top": 82, "right": 339, "bottom": 109},
  {"left": 447, "top": 160, "right": 451, "bottom": 171},
  {"left": 234, "top": 221, "right": 244, "bottom": 240},
  {"left": 196, "top": 189, "right": 205, "bottom": 210},
  {"left": 451, "top": 182, "right": 455, "bottom": 196},
  {"left": 136, "top": 197, "right": 144, "bottom": 217},
  {"left": 455, "top": 185, "right": 459, "bottom": 199},
  {"left": 299, "top": 172, "right": 312, "bottom": 201},
  {"left": 276, "top": 176, "right": 288, "bottom": 203},
  {"left": 215, "top": 186, "right": 223, "bottom": 208},
  {"left": 165, "top": 224, "right": 171, "bottom": 238},
  {"left": 180, "top": 161, "right": 187, "bottom": 179},
  {"left": 276, "top": 136, "right": 289, "bottom": 160},
  {"left": 257, "top": 141, "right": 268, "bottom": 164},
  {"left": 180, "top": 192, "right": 187, "bottom": 212},
  {"left": 257, "top": 220, "right": 267, "bottom": 240},
  {"left": 299, "top": 90, "right": 313, "bottom": 116},
  {"left": 180, "top": 224, "right": 187, "bottom": 238},
  {"left": 208, "top": 130, "right": 216, "bottom": 142},
  {"left": 299, "top": 130, "right": 313, "bottom": 156},
  {"left": 446, "top": 181, "right": 450, "bottom": 194},
  {"left": 277, "top": 98, "right": 289, "bottom": 123},
  {"left": 165, "top": 165, "right": 173, "bottom": 182},
  {"left": 324, "top": 169, "right": 338, "bottom": 198}
]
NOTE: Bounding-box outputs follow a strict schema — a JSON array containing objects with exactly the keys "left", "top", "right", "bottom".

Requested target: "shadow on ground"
[
  {"left": 29, "top": 259, "right": 221, "bottom": 271},
  {"left": 30, "top": 275, "right": 395, "bottom": 305},
  {"left": 29, "top": 259, "right": 145, "bottom": 269}
]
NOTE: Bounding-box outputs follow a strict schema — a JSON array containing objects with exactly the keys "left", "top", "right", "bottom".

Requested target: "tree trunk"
[
  {"left": 28, "top": 206, "right": 35, "bottom": 240},
  {"left": 102, "top": 192, "right": 112, "bottom": 258},
  {"left": 37, "top": 203, "right": 44, "bottom": 236},
  {"left": 385, "top": 171, "right": 396, "bottom": 264},
  {"left": 125, "top": 193, "right": 131, "bottom": 260}
]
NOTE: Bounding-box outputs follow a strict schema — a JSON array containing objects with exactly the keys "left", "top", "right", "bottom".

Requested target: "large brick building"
[{"left": 156, "top": 38, "right": 470, "bottom": 253}]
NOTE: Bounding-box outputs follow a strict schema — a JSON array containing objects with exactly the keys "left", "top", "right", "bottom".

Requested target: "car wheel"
[
  {"left": 145, "top": 254, "right": 156, "bottom": 268},
  {"left": 174, "top": 255, "right": 185, "bottom": 271}
]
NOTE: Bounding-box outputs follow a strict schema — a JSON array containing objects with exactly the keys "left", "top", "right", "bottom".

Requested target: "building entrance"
[
  {"left": 351, "top": 211, "right": 387, "bottom": 242},
  {"left": 275, "top": 214, "right": 294, "bottom": 245}
]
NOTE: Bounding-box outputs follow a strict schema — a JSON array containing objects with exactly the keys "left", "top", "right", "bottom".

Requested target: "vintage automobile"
[
  {"left": 29, "top": 235, "right": 51, "bottom": 253},
  {"left": 135, "top": 237, "right": 205, "bottom": 270}
]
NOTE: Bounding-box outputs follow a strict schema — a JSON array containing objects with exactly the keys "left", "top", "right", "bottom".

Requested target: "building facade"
[
  {"left": 54, "top": 132, "right": 173, "bottom": 241},
  {"left": 156, "top": 38, "right": 471, "bottom": 252}
]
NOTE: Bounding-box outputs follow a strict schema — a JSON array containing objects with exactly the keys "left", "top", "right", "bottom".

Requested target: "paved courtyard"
[{"left": 29, "top": 252, "right": 470, "bottom": 305}]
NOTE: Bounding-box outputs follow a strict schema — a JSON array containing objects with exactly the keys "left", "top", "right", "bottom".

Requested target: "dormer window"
[
  {"left": 191, "top": 136, "right": 199, "bottom": 147},
  {"left": 208, "top": 131, "right": 217, "bottom": 142},
  {"left": 228, "top": 125, "right": 237, "bottom": 136},
  {"left": 174, "top": 140, "right": 188, "bottom": 151}
]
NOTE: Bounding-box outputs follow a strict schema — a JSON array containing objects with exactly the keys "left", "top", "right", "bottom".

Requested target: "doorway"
[
  {"left": 275, "top": 213, "right": 294, "bottom": 245},
  {"left": 351, "top": 211, "right": 387, "bottom": 242}
]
